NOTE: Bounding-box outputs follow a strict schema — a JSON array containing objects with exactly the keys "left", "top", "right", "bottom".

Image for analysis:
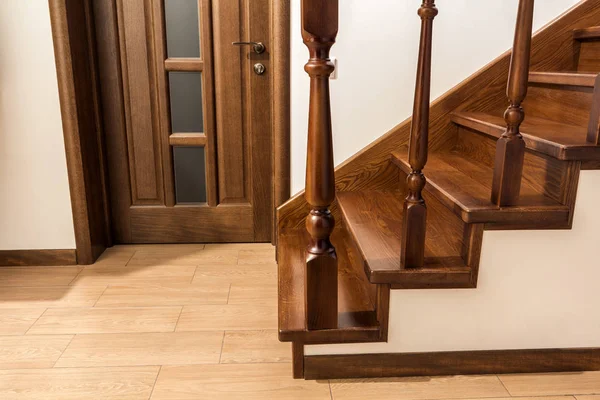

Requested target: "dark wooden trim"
[
  {"left": 48, "top": 0, "right": 111, "bottom": 264},
  {"left": 292, "top": 341, "right": 304, "bottom": 379},
  {"left": 304, "top": 348, "right": 600, "bottom": 380},
  {"left": 0, "top": 250, "right": 77, "bottom": 267},
  {"left": 271, "top": 0, "right": 291, "bottom": 243}
]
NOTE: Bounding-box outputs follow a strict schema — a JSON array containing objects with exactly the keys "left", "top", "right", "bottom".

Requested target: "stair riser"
[
  {"left": 578, "top": 40, "right": 600, "bottom": 72},
  {"left": 456, "top": 126, "right": 576, "bottom": 206},
  {"left": 523, "top": 84, "right": 593, "bottom": 128}
]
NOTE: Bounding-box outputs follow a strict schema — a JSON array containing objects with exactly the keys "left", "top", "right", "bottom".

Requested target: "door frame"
[{"left": 49, "top": 0, "right": 291, "bottom": 263}]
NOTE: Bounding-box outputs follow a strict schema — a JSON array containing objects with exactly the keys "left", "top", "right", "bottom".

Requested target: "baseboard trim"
[
  {"left": 304, "top": 348, "right": 600, "bottom": 380},
  {"left": 0, "top": 249, "right": 77, "bottom": 266}
]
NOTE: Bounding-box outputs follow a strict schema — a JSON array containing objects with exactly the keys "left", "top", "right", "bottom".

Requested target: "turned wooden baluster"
[
  {"left": 302, "top": 0, "right": 338, "bottom": 330},
  {"left": 401, "top": 0, "right": 438, "bottom": 269},
  {"left": 491, "top": 0, "right": 535, "bottom": 206}
]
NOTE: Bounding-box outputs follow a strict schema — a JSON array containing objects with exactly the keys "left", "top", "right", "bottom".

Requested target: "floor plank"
[
  {"left": 94, "top": 283, "right": 230, "bottom": 307},
  {"left": 329, "top": 376, "right": 510, "bottom": 400},
  {"left": 192, "top": 263, "right": 276, "bottom": 285},
  {"left": 0, "top": 309, "right": 45, "bottom": 335},
  {"left": 499, "top": 371, "right": 600, "bottom": 396},
  {"left": 55, "top": 331, "right": 223, "bottom": 368},
  {"left": 0, "top": 335, "right": 73, "bottom": 369},
  {"left": 150, "top": 363, "right": 331, "bottom": 399},
  {"left": 220, "top": 330, "right": 291, "bottom": 364},
  {"left": 0, "top": 267, "right": 82, "bottom": 287},
  {"left": 237, "top": 249, "right": 276, "bottom": 265},
  {"left": 0, "top": 366, "right": 158, "bottom": 399},
  {"left": 176, "top": 304, "right": 277, "bottom": 331},
  {"left": 28, "top": 307, "right": 182, "bottom": 334},
  {"left": 127, "top": 247, "right": 237, "bottom": 266},
  {"left": 0, "top": 286, "right": 107, "bottom": 309},
  {"left": 228, "top": 283, "right": 278, "bottom": 306},
  {"left": 71, "top": 265, "right": 196, "bottom": 286}
]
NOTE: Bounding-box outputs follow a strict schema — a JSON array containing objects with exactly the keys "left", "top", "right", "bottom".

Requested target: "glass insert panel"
[
  {"left": 169, "top": 72, "right": 204, "bottom": 133},
  {"left": 165, "top": 0, "right": 201, "bottom": 58},
  {"left": 173, "top": 146, "right": 207, "bottom": 203}
]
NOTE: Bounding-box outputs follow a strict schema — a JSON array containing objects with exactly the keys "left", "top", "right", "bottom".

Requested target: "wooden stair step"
[
  {"left": 529, "top": 71, "right": 598, "bottom": 87},
  {"left": 574, "top": 26, "right": 600, "bottom": 41},
  {"left": 391, "top": 150, "right": 569, "bottom": 226},
  {"left": 337, "top": 191, "right": 474, "bottom": 288},
  {"left": 451, "top": 111, "right": 600, "bottom": 160},
  {"left": 277, "top": 228, "right": 383, "bottom": 344}
]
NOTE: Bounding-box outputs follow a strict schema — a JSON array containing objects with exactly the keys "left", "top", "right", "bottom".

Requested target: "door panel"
[
  {"left": 119, "top": 0, "right": 164, "bottom": 205},
  {"left": 96, "top": 0, "right": 273, "bottom": 243}
]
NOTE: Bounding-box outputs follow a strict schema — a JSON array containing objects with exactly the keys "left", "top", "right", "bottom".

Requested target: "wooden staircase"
[{"left": 278, "top": 0, "right": 600, "bottom": 379}]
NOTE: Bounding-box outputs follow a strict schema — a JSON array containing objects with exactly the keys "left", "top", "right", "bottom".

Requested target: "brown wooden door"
[{"left": 95, "top": 0, "right": 273, "bottom": 244}]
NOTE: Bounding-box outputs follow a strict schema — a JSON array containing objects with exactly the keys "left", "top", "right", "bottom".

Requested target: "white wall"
[
  {"left": 0, "top": 0, "right": 76, "bottom": 250},
  {"left": 290, "top": 0, "right": 581, "bottom": 194},
  {"left": 307, "top": 170, "right": 600, "bottom": 356}
]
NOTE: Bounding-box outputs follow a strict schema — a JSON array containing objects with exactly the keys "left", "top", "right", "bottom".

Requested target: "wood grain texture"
[
  {"left": 55, "top": 331, "right": 223, "bottom": 367},
  {"left": 129, "top": 205, "right": 255, "bottom": 243},
  {"left": 0, "top": 335, "right": 73, "bottom": 369},
  {"left": 71, "top": 264, "right": 196, "bottom": 286},
  {"left": 500, "top": 370, "right": 600, "bottom": 396},
  {"left": 453, "top": 111, "right": 600, "bottom": 161},
  {"left": 0, "top": 250, "right": 76, "bottom": 267},
  {"left": 28, "top": 307, "right": 182, "bottom": 334},
  {"left": 151, "top": 363, "right": 331, "bottom": 400},
  {"left": 117, "top": 0, "right": 164, "bottom": 205},
  {"left": 49, "top": 0, "right": 110, "bottom": 264},
  {"left": 0, "top": 286, "right": 106, "bottom": 309},
  {"left": 176, "top": 304, "right": 277, "bottom": 331},
  {"left": 338, "top": 191, "right": 474, "bottom": 288},
  {"left": 0, "top": 366, "right": 159, "bottom": 399},
  {"left": 272, "top": 0, "right": 292, "bottom": 239},
  {"left": 305, "top": 348, "right": 600, "bottom": 380},
  {"left": 220, "top": 330, "right": 291, "bottom": 364},
  {"left": 278, "top": 228, "right": 383, "bottom": 344},
  {"left": 93, "top": 0, "right": 132, "bottom": 243},
  {"left": 392, "top": 150, "right": 570, "bottom": 227},
  {"left": 0, "top": 267, "right": 81, "bottom": 287},
  {"left": 0, "top": 309, "right": 45, "bottom": 336},
  {"left": 328, "top": 375, "right": 509, "bottom": 400},
  {"left": 529, "top": 71, "right": 597, "bottom": 87},
  {"left": 94, "top": 283, "right": 229, "bottom": 307}
]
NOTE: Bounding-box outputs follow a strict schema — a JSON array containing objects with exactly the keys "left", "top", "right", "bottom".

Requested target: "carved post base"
[
  {"left": 491, "top": 134, "right": 525, "bottom": 206},
  {"left": 305, "top": 252, "right": 338, "bottom": 330},
  {"left": 401, "top": 200, "right": 427, "bottom": 269}
]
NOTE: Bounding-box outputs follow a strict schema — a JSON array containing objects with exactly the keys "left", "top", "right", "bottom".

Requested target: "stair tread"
[
  {"left": 338, "top": 191, "right": 473, "bottom": 287},
  {"left": 574, "top": 26, "right": 600, "bottom": 41},
  {"left": 277, "top": 227, "right": 382, "bottom": 344},
  {"left": 529, "top": 71, "right": 598, "bottom": 87},
  {"left": 391, "top": 149, "right": 569, "bottom": 224},
  {"left": 452, "top": 111, "right": 600, "bottom": 160}
]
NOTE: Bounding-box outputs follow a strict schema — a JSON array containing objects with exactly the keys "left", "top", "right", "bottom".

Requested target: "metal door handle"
[{"left": 232, "top": 41, "right": 266, "bottom": 54}]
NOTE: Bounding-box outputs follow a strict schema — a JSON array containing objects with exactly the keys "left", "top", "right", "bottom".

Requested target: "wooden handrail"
[
  {"left": 401, "top": 0, "right": 438, "bottom": 269},
  {"left": 302, "top": 0, "right": 339, "bottom": 330},
  {"left": 491, "top": 0, "right": 535, "bottom": 206}
]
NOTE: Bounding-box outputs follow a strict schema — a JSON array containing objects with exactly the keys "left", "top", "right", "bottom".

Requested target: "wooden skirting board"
[
  {"left": 303, "top": 348, "right": 600, "bottom": 380},
  {"left": 0, "top": 250, "right": 77, "bottom": 267}
]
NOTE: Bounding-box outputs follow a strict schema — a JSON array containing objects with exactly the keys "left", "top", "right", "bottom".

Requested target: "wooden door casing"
[{"left": 95, "top": 0, "right": 273, "bottom": 243}]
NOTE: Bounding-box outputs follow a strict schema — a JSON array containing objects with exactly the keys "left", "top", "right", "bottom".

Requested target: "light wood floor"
[{"left": 0, "top": 243, "right": 598, "bottom": 399}]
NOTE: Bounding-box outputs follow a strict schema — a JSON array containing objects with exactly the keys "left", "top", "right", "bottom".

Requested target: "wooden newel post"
[
  {"left": 491, "top": 0, "right": 534, "bottom": 206},
  {"left": 401, "top": 0, "right": 438, "bottom": 269},
  {"left": 302, "top": 0, "right": 339, "bottom": 330}
]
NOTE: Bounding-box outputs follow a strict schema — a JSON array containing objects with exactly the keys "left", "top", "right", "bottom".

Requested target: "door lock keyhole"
[{"left": 254, "top": 63, "right": 266, "bottom": 75}]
